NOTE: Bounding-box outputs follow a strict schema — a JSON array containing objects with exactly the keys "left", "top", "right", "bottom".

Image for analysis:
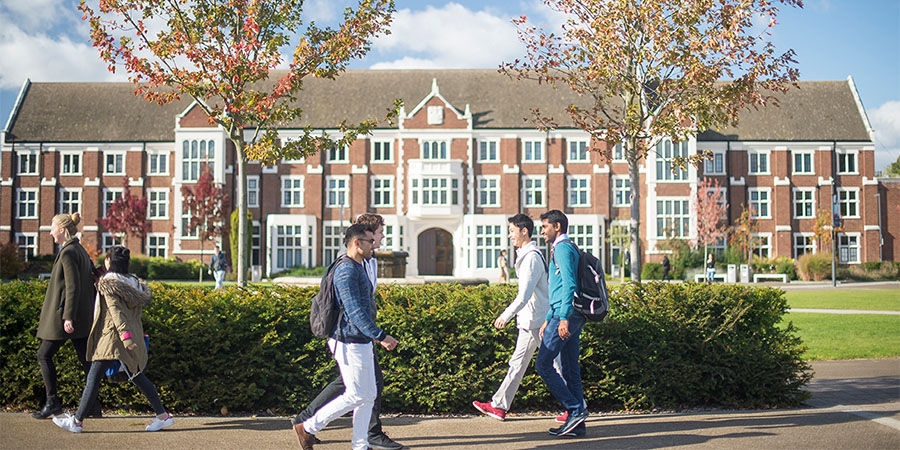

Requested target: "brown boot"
[{"left": 293, "top": 422, "right": 315, "bottom": 450}]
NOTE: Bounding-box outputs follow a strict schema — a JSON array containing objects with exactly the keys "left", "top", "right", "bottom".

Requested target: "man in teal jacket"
[{"left": 536, "top": 210, "right": 588, "bottom": 437}]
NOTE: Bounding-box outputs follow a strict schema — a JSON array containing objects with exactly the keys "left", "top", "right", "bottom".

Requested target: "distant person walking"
[
  {"left": 473, "top": 214, "right": 550, "bottom": 420},
  {"left": 705, "top": 253, "right": 716, "bottom": 283},
  {"left": 209, "top": 246, "right": 228, "bottom": 290},
  {"left": 662, "top": 255, "right": 671, "bottom": 281},
  {"left": 52, "top": 246, "right": 173, "bottom": 433},
  {"left": 33, "top": 212, "right": 96, "bottom": 420},
  {"left": 498, "top": 250, "right": 509, "bottom": 283}
]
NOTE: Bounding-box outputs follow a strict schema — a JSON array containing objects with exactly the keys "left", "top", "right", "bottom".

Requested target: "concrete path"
[{"left": 3, "top": 359, "right": 898, "bottom": 449}]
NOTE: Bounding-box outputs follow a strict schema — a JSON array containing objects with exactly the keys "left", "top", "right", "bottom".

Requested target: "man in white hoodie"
[{"left": 473, "top": 214, "right": 550, "bottom": 420}]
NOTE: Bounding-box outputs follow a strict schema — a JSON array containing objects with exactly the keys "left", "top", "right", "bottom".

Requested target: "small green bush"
[
  {"left": 146, "top": 258, "right": 203, "bottom": 280},
  {"left": 0, "top": 241, "right": 25, "bottom": 279},
  {"left": 1, "top": 281, "right": 811, "bottom": 414},
  {"left": 272, "top": 266, "right": 327, "bottom": 278},
  {"left": 843, "top": 262, "right": 899, "bottom": 281},
  {"left": 641, "top": 262, "right": 663, "bottom": 280},
  {"left": 776, "top": 259, "right": 798, "bottom": 280},
  {"left": 798, "top": 253, "right": 832, "bottom": 281}
]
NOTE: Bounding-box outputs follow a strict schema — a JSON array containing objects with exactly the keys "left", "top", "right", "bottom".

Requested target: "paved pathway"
[{"left": 3, "top": 359, "right": 898, "bottom": 449}]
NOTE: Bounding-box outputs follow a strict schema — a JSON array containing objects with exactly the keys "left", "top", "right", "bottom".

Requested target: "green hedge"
[{"left": 0, "top": 281, "right": 810, "bottom": 414}]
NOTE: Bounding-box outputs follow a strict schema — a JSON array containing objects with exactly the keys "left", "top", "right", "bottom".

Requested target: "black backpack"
[
  {"left": 309, "top": 255, "right": 352, "bottom": 338},
  {"left": 556, "top": 240, "right": 610, "bottom": 321}
]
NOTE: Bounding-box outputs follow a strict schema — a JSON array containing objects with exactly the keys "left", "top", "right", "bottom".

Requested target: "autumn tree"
[
  {"left": 182, "top": 171, "right": 230, "bottom": 282},
  {"left": 730, "top": 204, "right": 758, "bottom": 263},
  {"left": 97, "top": 178, "right": 150, "bottom": 248},
  {"left": 502, "top": 0, "right": 800, "bottom": 281},
  {"left": 81, "top": 0, "right": 398, "bottom": 285},
  {"left": 694, "top": 177, "right": 728, "bottom": 265},
  {"left": 812, "top": 207, "right": 842, "bottom": 253}
]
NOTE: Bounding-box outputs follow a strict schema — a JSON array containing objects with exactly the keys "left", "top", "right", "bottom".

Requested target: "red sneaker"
[
  {"left": 472, "top": 401, "right": 507, "bottom": 421},
  {"left": 555, "top": 411, "right": 568, "bottom": 423}
]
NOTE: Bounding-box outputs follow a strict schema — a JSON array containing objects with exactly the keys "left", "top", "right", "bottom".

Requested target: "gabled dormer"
[{"left": 400, "top": 78, "right": 472, "bottom": 130}]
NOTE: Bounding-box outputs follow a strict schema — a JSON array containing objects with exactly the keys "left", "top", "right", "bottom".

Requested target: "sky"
[{"left": 1, "top": 0, "right": 898, "bottom": 171}]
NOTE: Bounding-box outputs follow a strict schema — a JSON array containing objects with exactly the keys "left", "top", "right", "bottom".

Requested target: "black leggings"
[
  {"left": 37, "top": 338, "right": 90, "bottom": 400},
  {"left": 75, "top": 360, "right": 166, "bottom": 422}
]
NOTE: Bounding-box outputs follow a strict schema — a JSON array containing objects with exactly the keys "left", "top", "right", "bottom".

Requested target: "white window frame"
[
  {"left": 522, "top": 140, "right": 545, "bottom": 163},
  {"left": 792, "top": 188, "right": 816, "bottom": 219},
  {"left": 146, "top": 233, "right": 168, "bottom": 258},
  {"left": 327, "top": 145, "right": 348, "bottom": 164},
  {"left": 477, "top": 139, "right": 500, "bottom": 163},
  {"left": 704, "top": 150, "right": 726, "bottom": 175},
  {"left": 17, "top": 150, "right": 39, "bottom": 175},
  {"left": 322, "top": 222, "right": 344, "bottom": 266},
  {"left": 326, "top": 175, "right": 349, "bottom": 208},
  {"left": 569, "top": 224, "right": 596, "bottom": 256},
  {"left": 101, "top": 232, "right": 125, "bottom": 253},
  {"left": 567, "top": 139, "right": 589, "bottom": 163},
  {"left": 612, "top": 142, "right": 627, "bottom": 162},
  {"left": 371, "top": 175, "right": 395, "bottom": 208},
  {"left": 793, "top": 232, "right": 816, "bottom": 258},
  {"left": 181, "top": 210, "right": 198, "bottom": 238},
  {"left": 475, "top": 224, "right": 504, "bottom": 269},
  {"left": 748, "top": 187, "right": 772, "bottom": 219},
  {"left": 60, "top": 151, "right": 83, "bottom": 176},
  {"left": 103, "top": 150, "right": 126, "bottom": 175},
  {"left": 837, "top": 232, "right": 861, "bottom": 264},
  {"left": 748, "top": 150, "right": 770, "bottom": 175},
  {"left": 476, "top": 175, "right": 501, "bottom": 208},
  {"left": 792, "top": 150, "right": 814, "bottom": 175},
  {"left": 427, "top": 105, "right": 444, "bottom": 125},
  {"left": 567, "top": 175, "right": 591, "bottom": 207},
  {"left": 147, "top": 188, "right": 169, "bottom": 220},
  {"left": 59, "top": 187, "right": 82, "bottom": 215},
  {"left": 371, "top": 140, "right": 394, "bottom": 164},
  {"left": 181, "top": 139, "right": 215, "bottom": 182},
  {"left": 102, "top": 187, "right": 124, "bottom": 217},
  {"left": 16, "top": 188, "right": 39, "bottom": 219},
  {"left": 836, "top": 150, "right": 859, "bottom": 175},
  {"left": 273, "top": 223, "right": 306, "bottom": 270},
  {"left": 420, "top": 140, "right": 449, "bottom": 160},
  {"left": 15, "top": 232, "right": 38, "bottom": 259},
  {"left": 247, "top": 175, "right": 260, "bottom": 208},
  {"left": 522, "top": 175, "right": 546, "bottom": 207},
  {"left": 281, "top": 175, "right": 306, "bottom": 208},
  {"left": 837, "top": 187, "right": 860, "bottom": 219},
  {"left": 752, "top": 233, "right": 772, "bottom": 259},
  {"left": 411, "top": 177, "right": 459, "bottom": 206},
  {"left": 251, "top": 221, "right": 262, "bottom": 266},
  {"left": 613, "top": 175, "right": 631, "bottom": 207},
  {"left": 655, "top": 197, "right": 690, "bottom": 238},
  {"left": 655, "top": 139, "right": 689, "bottom": 181},
  {"left": 147, "top": 150, "right": 169, "bottom": 176}
]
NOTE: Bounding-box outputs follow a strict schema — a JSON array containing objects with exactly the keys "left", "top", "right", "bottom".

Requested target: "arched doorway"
[{"left": 418, "top": 228, "right": 453, "bottom": 275}]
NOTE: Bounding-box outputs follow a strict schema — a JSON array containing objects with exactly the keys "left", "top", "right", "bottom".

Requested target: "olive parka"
[
  {"left": 36, "top": 238, "right": 96, "bottom": 341},
  {"left": 87, "top": 272, "right": 152, "bottom": 377}
]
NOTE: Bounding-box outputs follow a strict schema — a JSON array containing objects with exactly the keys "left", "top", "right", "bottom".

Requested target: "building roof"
[{"left": 4, "top": 70, "right": 872, "bottom": 143}]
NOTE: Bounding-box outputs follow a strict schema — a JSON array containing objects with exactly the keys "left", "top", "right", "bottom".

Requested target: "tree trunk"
[
  {"left": 234, "top": 137, "right": 248, "bottom": 287},
  {"left": 628, "top": 137, "right": 642, "bottom": 282}
]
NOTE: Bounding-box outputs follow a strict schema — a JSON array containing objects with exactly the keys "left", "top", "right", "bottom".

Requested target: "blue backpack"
[{"left": 556, "top": 240, "right": 610, "bottom": 321}]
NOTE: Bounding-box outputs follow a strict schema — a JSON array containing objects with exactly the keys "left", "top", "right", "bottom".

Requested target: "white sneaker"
[
  {"left": 52, "top": 413, "right": 82, "bottom": 433},
  {"left": 146, "top": 414, "right": 174, "bottom": 431}
]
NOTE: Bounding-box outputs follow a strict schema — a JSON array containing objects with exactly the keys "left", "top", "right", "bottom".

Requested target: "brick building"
[{"left": 2, "top": 70, "right": 896, "bottom": 278}]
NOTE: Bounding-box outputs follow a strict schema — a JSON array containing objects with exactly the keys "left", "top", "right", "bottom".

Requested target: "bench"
[
  {"left": 693, "top": 273, "right": 727, "bottom": 283},
  {"left": 38, "top": 273, "right": 51, "bottom": 280},
  {"left": 753, "top": 273, "right": 789, "bottom": 283}
]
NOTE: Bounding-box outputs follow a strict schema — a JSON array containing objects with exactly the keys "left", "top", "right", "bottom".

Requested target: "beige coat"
[{"left": 86, "top": 273, "right": 152, "bottom": 377}]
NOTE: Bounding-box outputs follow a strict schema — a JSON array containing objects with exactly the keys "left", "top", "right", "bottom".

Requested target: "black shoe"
[
  {"left": 549, "top": 423, "right": 586, "bottom": 437},
  {"left": 32, "top": 396, "right": 62, "bottom": 419},
  {"left": 368, "top": 433, "right": 404, "bottom": 450},
  {"left": 555, "top": 409, "right": 589, "bottom": 436},
  {"left": 290, "top": 417, "right": 321, "bottom": 444}
]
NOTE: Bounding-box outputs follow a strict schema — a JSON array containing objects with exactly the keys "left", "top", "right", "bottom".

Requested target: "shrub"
[
  {"left": 775, "top": 258, "right": 798, "bottom": 280},
  {"left": 0, "top": 281, "right": 811, "bottom": 414},
  {"left": 641, "top": 262, "right": 663, "bottom": 280},
  {"left": 843, "top": 262, "right": 899, "bottom": 281},
  {"left": 147, "top": 258, "right": 203, "bottom": 280},
  {"left": 797, "top": 253, "right": 832, "bottom": 281},
  {"left": 271, "top": 266, "right": 328, "bottom": 278},
  {"left": 0, "top": 242, "right": 25, "bottom": 279}
]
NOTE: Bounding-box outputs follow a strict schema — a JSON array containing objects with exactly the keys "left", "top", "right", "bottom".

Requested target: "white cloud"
[
  {"left": 0, "top": 0, "right": 69, "bottom": 29},
  {"left": 369, "top": 2, "right": 524, "bottom": 69},
  {"left": 869, "top": 101, "right": 900, "bottom": 172}
]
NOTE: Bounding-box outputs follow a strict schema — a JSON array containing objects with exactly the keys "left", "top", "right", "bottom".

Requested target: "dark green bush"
[
  {"left": 0, "top": 281, "right": 810, "bottom": 414},
  {"left": 146, "top": 258, "right": 203, "bottom": 280},
  {"left": 272, "top": 266, "right": 328, "bottom": 278},
  {"left": 641, "top": 262, "right": 663, "bottom": 280}
]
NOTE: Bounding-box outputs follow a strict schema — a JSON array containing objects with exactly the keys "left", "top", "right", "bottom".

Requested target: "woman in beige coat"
[{"left": 53, "top": 246, "right": 173, "bottom": 433}]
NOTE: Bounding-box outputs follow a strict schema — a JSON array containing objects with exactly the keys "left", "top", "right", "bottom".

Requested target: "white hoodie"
[{"left": 499, "top": 241, "right": 550, "bottom": 330}]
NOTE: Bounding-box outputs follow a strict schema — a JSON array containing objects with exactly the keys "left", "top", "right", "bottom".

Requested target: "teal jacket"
[{"left": 548, "top": 239, "right": 579, "bottom": 321}]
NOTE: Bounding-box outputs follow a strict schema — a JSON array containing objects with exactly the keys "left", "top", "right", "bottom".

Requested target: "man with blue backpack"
[{"left": 536, "top": 210, "right": 589, "bottom": 438}]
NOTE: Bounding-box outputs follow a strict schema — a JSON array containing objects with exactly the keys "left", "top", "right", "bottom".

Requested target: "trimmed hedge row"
[{"left": 0, "top": 281, "right": 810, "bottom": 414}]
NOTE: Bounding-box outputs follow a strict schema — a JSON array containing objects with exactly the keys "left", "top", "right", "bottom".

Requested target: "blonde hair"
[{"left": 52, "top": 212, "right": 81, "bottom": 240}]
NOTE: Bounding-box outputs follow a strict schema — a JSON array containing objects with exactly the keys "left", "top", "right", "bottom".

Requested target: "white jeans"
[
  {"left": 213, "top": 270, "right": 226, "bottom": 289},
  {"left": 491, "top": 327, "right": 564, "bottom": 411},
  {"left": 304, "top": 339, "right": 377, "bottom": 450}
]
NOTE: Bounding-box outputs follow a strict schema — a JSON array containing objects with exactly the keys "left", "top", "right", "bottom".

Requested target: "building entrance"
[{"left": 418, "top": 228, "right": 453, "bottom": 275}]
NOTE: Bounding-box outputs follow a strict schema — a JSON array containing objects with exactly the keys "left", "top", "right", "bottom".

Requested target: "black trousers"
[
  {"left": 37, "top": 338, "right": 90, "bottom": 400},
  {"left": 295, "top": 347, "right": 385, "bottom": 437}
]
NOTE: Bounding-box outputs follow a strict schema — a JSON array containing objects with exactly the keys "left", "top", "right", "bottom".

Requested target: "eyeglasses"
[{"left": 358, "top": 238, "right": 375, "bottom": 245}]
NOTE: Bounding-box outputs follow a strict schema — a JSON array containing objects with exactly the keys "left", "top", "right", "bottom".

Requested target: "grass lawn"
[
  {"left": 784, "top": 289, "right": 900, "bottom": 311},
  {"left": 783, "top": 312, "right": 900, "bottom": 360}
]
